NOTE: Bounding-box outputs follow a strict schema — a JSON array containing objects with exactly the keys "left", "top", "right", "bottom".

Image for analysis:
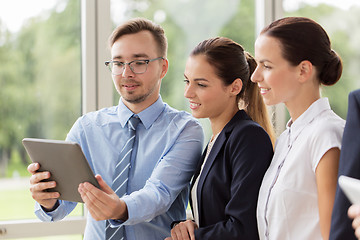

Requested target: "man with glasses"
[{"left": 28, "top": 18, "right": 204, "bottom": 240}]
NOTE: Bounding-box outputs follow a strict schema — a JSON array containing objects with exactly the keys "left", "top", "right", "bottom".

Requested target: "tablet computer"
[
  {"left": 22, "top": 138, "right": 100, "bottom": 203},
  {"left": 338, "top": 175, "right": 360, "bottom": 204}
]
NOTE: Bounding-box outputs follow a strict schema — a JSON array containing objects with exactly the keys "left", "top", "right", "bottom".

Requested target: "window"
[{"left": 0, "top": 0, "right": 83, "bottom": 239}]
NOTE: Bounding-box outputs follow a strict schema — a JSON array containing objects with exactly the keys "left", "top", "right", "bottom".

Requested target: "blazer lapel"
[
  {"left": 191, "top": 110, "right": 250, "bottom": 223},
  {"left": 191, "top": 147, "right": 207, "bottom": 189},
  {"left": 196, "top": 131, "right": 227, "bottom": 223},
  {"left": 189, "top": 148, "right": 207, "bottom": 213},
  {"left": 196, "top": 110, "right": 248, "bottom": 195}
]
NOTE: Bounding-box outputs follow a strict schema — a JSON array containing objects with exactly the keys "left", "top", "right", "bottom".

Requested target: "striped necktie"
[{"left": 105, "top": 115, "right": 140, "bottom": 240}]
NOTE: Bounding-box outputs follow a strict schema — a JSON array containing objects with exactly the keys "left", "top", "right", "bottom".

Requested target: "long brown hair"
[{"left": 190, "top": 37, "right": 275, "bottom": 144}]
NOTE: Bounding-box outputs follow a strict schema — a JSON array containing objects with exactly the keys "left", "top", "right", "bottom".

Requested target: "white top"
[
  {"left": 191, "top": 132, "right": 220, "bottom": 226},
  {"left": 257, "top": 98, "right": 345, "bottom": 240}
]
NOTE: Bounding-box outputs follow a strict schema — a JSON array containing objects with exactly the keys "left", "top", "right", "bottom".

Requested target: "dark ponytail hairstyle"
[
  {"left": 190, "top": 37, "right": 275, "bottom": 144},
  {"left": 261, "top": 17, "right": 342, "bottom": 86}
]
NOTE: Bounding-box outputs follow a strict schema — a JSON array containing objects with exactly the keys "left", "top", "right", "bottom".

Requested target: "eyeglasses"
[{"left": 105, "top": 57, "right": 164, "bottom": 75}]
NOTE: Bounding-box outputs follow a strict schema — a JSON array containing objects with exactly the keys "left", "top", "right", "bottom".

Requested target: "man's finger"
[
  {"left": 27, "top": 163, "right": 40, "bottom": 174},
  {"left": 96, "top": 175, "right": 114, "bottom": 194},
  {"left": 30, "top": 171, "right": 51, "bottom": 185}
]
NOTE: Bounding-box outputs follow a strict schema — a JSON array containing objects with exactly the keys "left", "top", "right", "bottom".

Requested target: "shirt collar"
[
  {"left": 117, "top": 95, "right": 165, "bottom": 129},
  {"left": 286, "top": 98, "right": 331, "bottom": 143}
]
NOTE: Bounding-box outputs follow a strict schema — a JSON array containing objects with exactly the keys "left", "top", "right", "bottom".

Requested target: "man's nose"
[{"left": 122, "top": 64, "right": 135, "bottom": 77}]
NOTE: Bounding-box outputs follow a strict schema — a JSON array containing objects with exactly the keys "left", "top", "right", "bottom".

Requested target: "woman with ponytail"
[
  {"left": 165, "top": 37, "right": 274, "bottom": 240},
  {"left": 251, "top": 17, "right": 345, "bottom": 240}
]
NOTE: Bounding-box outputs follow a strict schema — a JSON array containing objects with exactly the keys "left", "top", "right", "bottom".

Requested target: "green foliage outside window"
[{"left": 0, "top": 0, "right": 81, "bottom": 177}]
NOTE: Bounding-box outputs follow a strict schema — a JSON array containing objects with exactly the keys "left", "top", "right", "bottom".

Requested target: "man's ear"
[
  {"left": 160, "top": 58, "right": 169, "bottom": 79},
  {"left": 298, "top": 60, "right": 313, "bottom": 83},
  {"left": 230, "top": 78, "right": 243, "bottom": 96}
]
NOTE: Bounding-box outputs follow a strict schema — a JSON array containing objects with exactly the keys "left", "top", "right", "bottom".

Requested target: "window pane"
[
  {"left": 110, "top": 0, "right": 255, "bottom": 138},
  {"left": 283, "top": 0, "right": 360, "bottom": 119},
  {"left": 0, "top": 0, "right": 82, "bottom": 223}
]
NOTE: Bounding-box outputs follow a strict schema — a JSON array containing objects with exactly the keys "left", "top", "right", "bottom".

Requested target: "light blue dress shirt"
[{"left": 34, "top": 96, "right": 204, "bottom": 240}]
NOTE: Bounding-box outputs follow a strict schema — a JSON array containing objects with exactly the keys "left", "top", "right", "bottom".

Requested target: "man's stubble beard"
[{"left": 122, "top": 84, "right": 157, "bottom": 104}]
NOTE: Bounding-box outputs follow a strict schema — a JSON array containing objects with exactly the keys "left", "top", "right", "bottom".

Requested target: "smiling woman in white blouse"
[{"left": 251, "top": 17, "right": 345, "bottom": 240}]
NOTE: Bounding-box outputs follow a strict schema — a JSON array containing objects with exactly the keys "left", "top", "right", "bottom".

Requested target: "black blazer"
[
  {"left": 330, "top": 89, "right": 360, "bottom": 240},
  {"left": 190, "top": 110, "right": 273, "bottom": 240}
]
